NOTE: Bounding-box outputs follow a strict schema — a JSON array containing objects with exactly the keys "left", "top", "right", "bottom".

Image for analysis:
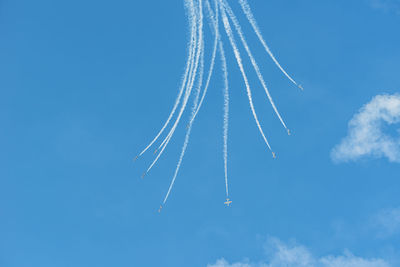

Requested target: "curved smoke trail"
[
  {"left": 220, "top": 3, "right": 273, "bottom": 153},
  {"left": 146, "top": 0, "right": 204, "bottom": 175},
  {"left": 188, "top": 0, "right": 219, "bottom": 126},
  {"left": 222, "top": 0, "right": 289, "bottom": 133},
  {"left": 238, "top": 0, "right": 302, "bottom": 90},
  {"left": 163, "top": 0, "right": 205, "bottom": 204},
  {"left": 136, "top": 0, "right": 198, "bottom": 160}
]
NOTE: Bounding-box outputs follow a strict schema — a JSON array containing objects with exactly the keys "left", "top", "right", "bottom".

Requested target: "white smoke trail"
[
  {"left": 163, "top": 0, "right": 205, "bottom": 205},
  {"left": 150, "top": 0, "right": 200, "bottom": 159},
  {"left": 163, "top": 41, "right": 204, "bottom": 205},
  {"left": 145, "top": 0, "right": 199, "bottom": 173},
  {"left": 155, "top": 12, "right": 199, "bottom": 154},
  {"left": 238, "top": 0, "right": 302, "bottom": 90},
  {"left": 148, "top": 43, "right": 199, "bottom": 174},
  {"left": 135, "top": 0, "right": 198, "bottom": 160},
  {"left": 221, "top": 0, "right": 289, "bottom": 133},
  {"left": 219, "top": 2, "right": 273, "bottom": 154},
  {"left": 145, "top": 0, "right": 204, "bottom": 175},
  {"left": 220, "top": 37, "right": 229, "bottom": 198},
  {"left": 187, "top": 0, "right": 219, "bottom": 126},
  {"left": 154, "top": 0, "right": 203, "bottom": 155},
  {"left": 206, "top": 0, "right": 230, "bottom": 197}
]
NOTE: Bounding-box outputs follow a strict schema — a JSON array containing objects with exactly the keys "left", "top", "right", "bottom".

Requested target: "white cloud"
[
  {"left": 370, "top": 0, "right": 400, "bottom": 14},
  {"left": 207, "top": 238, "right": 390, "bottom": 267},
  {"left": 331, "top": 94, "right": 400, "bottom": 163},
  {"left": 319, "top": 253, "right": 390, "bottom": 267},
  {"left": 208, "top": 259, "right": 251, "bottom": 267},
  {"left": 373, "top": 207, "right": 400, "bottom": 237}
]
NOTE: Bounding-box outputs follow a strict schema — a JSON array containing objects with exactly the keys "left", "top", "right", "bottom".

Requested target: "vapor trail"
[
  {"left": 222, "top": 0, "right": 289, "bottom": 133},
  {"left": 155, "top": 12, "right": 199, "bottom": 154},
  {"left": 149, "top": 0, "right": 199, "bottom": 160},
  {"left": 163, "top": 41, "right": 204, "bottom": 205},
  {"left": 163, "top": 0, "right": 205, "bottom": 205},
  {"left": 145, "top": 0, "right": 204, "bottom": 175},
  {"left": 238, "top": 0, "right": 302, "bottom": 90},
  {"left": 220, "top": 38, "right": 229, "bottom": 197},
  {"left": 188, "top": 0, "right": 219, "bottom": 126},
  {"left": 135, "top": 0, "right": 198, "bottom": 160},
  {"left": 220, "top": 2, "right": 273, "bottom": 153},
  {"left": 145, "top": 0, "right": 199, "bottom": 173},
  {"left": 155, "top": 0, "right": 203, "bottom": 154},
  {"left": 206, "top": 0, "right": 230, "bottom": 197}
]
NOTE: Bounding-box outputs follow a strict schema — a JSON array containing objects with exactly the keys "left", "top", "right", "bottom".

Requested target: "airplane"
[
  {"left": 287, "top": 129, "right": 291, "bottom": 136},
  {"left": 224, "top": 198, "right": 232, "bottom": 206},
  {"left": 272, "top": 152, "right": 276, "bottom": 159},
  {"left": 298, "top": 85, "right": 304, "bottom": 91},
  {"left": 133, "top": 156, "right": 139, "bottom": 162},
  {"left": 141, "top": 172, "right": 146, "bottom": 179},
  {"left": 158, "top": 205, "right": 163, "bottom": 213}
]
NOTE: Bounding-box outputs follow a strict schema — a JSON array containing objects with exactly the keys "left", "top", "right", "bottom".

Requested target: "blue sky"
[{"left": 1, "top": 0, "right": 400, "bottom": 266}]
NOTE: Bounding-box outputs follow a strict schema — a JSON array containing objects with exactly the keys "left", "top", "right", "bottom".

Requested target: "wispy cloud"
[
  {"left": 331, "top": 94, "right": 400, "bottom": 163},
  {"left": 370, "top": 0, "right": 400, "bottom": 14},
  {"left": 208, "top": 238, "right": 390, "bottom": 267},
  {"left": 372, "top": 207, "right": 400, "bottom": 237}
]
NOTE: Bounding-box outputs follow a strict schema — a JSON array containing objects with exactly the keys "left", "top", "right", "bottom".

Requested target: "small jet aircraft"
[
  {"left": 224, "top": 198, "right": 232, "bottom": 207},
  {"left": 272, "top": 152, "right": 276, "bottom": 159},
  {"left": 141, "top": 173, "right": 146, "bottom": 179},
  {"left": 299, "top": 85, "right": 304, "bottom": 91},
  {"left": 287, "top": 129, "right": 291, "bottom": 136},
  {"left": 158, "top": 205, "right": 163, "bottom": 213}
]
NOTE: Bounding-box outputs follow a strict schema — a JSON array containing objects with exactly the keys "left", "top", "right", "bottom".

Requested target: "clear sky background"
[{"left": 1, "top": 0, "right": 400, "bottom": 266}]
